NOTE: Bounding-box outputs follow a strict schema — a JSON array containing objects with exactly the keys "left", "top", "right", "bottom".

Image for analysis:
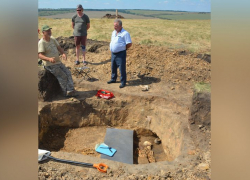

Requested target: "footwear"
[
  {"left": 119, "top": 84, "right": 126, "bottom": 88},
  {"left": 82, "top": 61, "right": 88, "bottom": 66},
  {"left": 107, "top": 80, "right": 116, "bottom": 84},
  {"left": 75, "top": 60, "right": 80, "bottom": 65},
  {"left": 66, "top": 90, "right": 78, "bottom": 97}
]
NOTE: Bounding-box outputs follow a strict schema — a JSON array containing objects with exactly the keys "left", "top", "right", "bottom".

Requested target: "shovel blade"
[{"left": 38, "top": 149, "right": 51, "bottom": 162}]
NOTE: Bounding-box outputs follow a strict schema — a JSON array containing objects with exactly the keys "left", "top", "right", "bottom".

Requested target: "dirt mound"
[
  {"left": 55, "top": 36, "right": 211, "bottom": 90},
  {"left": 57, "top": 36, "right": 109, "bottom": 54},
  {"left": 125, "top": 45, "right": 211, "bottom": 85},
  {"left": 102, "top": 13, "right": 125, "bottom": 19},
  {"left": 196, "top": 53, "right": 211, "bottom": 63}
]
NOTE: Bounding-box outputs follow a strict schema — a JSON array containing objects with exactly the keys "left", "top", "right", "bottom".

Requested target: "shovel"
[{"left": 38, "top": 149, "right": 108, "bottom": 173}]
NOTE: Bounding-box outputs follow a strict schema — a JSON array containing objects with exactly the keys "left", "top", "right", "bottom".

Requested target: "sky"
[{"left": 38, "top": 0, "right": 211, "bottom": 12}]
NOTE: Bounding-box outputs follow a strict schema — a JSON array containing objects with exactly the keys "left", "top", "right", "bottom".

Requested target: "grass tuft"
[
  {"left": 140, "top": 39, "right": 153, "bottom": 45},
  {"left": 194, "top": 82, "right": 211, "bottom": 93}
]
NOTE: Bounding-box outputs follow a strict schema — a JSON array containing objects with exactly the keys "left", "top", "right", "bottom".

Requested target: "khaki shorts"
[{"left": 74, "top": 36, "right": 87, "bottom": 46}]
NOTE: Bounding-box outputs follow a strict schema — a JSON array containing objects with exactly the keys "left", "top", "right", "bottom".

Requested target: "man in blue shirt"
[{"left": 108, "top": 19, "right": 132, "bottom": 88}]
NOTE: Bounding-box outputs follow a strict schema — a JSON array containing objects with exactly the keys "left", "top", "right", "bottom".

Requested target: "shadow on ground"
[
  {"left": 88, "top": 59, "right": 110, "bottom": 65},
  {"left": 127, "top": 77, "right": 161, "bottom": 87}
]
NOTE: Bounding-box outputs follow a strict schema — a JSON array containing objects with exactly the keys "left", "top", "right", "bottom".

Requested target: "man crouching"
[{"left": 38, "top": 25, "right": 77, "bottom": 97}]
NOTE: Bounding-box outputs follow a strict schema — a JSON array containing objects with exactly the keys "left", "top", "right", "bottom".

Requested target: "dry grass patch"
[{"left": 38, "top": 18, "right": 210, "bottom": 53}]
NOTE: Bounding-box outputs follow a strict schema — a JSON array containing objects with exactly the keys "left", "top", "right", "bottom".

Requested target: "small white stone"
[
  {"left": 143, "top": 141, "right": 152, "bottom": 146},
  {"left": 197, "top": 163, "right": 209, "bottom": 170}
]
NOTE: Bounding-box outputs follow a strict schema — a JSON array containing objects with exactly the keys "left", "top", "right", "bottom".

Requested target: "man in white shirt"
[{"left": 108, "top": 19, "right": 132, "bottom": 88}]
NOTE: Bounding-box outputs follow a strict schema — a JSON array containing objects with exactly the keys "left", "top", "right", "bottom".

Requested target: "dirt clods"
[{"left": 102, "top": 13, "right": 125, "bottom": 19}]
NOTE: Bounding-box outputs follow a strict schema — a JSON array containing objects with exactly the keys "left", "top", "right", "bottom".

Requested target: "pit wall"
[
  {"left": 188, "top": 91, "right": 211, "bottom": 128},
  {"left": 39, "top": 95, "right": 192, "bottom": 161}
]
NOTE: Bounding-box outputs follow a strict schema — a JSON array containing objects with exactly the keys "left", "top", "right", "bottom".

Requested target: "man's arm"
[
  {"left": 87, "top": 23, "right": 90, "bottom": 30},
  {"left": 124, "top": 32, "right": 132, "bottom": 50},
  {"left": 38, "top": 53, "right": 55, "bottom": 63},
  {"left": 126, "top": 43, "right": 132, "bottom": 50},
  {"left": 72, "top": 22, "right": 75, "bottom": 29},
  {"left": 57, "top": 46, "right": 65, "bottom": 55},
  {"left": 57, "top": 46, "right": 67, "bottom": 60}
]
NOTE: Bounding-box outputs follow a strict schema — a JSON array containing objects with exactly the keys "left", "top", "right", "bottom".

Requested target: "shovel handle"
[
  {"left": 45, "top": 154, "right": 108, "bottom": 173},
  {"left": 93, "top": 163, "right": 108, "bottom": 173}
]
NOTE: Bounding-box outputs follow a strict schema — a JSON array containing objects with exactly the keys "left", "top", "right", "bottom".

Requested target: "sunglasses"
[{"left": 77, "top": 10, "right": 81, "bottom": 11}]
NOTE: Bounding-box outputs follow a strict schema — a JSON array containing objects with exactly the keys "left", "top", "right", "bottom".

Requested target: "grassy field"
[
  {"left": 122, "top": 10, "right": 210, "bottom": 20},
  {"left": 38, "top": 17, "right": 210, "bottom": 53},
  {"left": 42, "top": 11, "right": 156, "bottom": 19},
  {"left": 39, "top": 10, "right": 75, "bottom": 16},
  {"left": 39, "top": 9, "right": 210, "bottom": 20}
]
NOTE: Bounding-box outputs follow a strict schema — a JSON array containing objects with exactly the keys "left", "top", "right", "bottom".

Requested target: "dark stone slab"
[{"left": 101, "top": 128, "right": 134, "bottom": 164}]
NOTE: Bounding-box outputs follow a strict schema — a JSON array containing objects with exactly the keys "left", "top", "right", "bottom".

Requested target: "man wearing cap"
[
  {"left": 107, "top": 19, "right": 132, "bottom": 88},
  {"left": 72, "top": 4, "right": 90, "bottom": 66},
  {"left": 38, "top": 25, "right": 77, "bottom": 97}
]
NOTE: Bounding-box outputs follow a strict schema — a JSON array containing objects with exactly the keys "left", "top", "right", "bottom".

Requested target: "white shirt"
[{"left": 110, "top": 28, "right": 132, "bottom": 53}]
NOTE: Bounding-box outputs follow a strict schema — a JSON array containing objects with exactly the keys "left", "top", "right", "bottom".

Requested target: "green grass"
[
  {"left": 39, "top": 18, "right": 211, "bottom": 53},
  {"left": 39, "top": 10, "right": 75, "bottom": 16},
  {"left": 39, "top": 9, "right": 211, "bottom": 20},
  {"left": 125, "top": 10, "right": 185, "bottom": 16},
  {"left": 122, "top": 10, "right": 210, "bottom": 20},
  {"left": 140, "top": 39, "right": 153, "bottom": 45},
  {"left": 194, "top": 82, "right": 211, "bottom": 93}
]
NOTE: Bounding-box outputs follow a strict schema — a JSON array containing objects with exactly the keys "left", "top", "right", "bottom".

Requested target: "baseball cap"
[
  {"left": 77, "top": 4, "right": 83, "bottom": 9},
  {"left": 42, "top": 25, "right": 52, "bottom": 32}
]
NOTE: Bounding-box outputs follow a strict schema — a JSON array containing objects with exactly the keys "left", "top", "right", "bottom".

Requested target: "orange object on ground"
[
  {"left": 93, "top": 163, "right": 108, "bottom": 173},
  {"left": 96, "top": 89, "right": 114, "bottom": 99}
]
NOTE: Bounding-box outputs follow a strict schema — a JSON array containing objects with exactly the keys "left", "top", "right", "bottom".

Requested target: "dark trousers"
[
  {"left": 111, "top": 50, "right": 126, "bottom": 85},
  {"left": 45, "top": 63, "right": 75, "bottom": 96}
]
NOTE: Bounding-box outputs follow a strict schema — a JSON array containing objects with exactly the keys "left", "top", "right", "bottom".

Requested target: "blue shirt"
[{"left": 110, "top": 28, "right": 132, "bottom": 53}]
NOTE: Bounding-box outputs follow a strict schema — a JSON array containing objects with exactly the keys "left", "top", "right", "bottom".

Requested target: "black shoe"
[
  {"left": 107, "top": 80, "right": 116, "bottom": 84},
  {"left": 66, "top": 90, "right": 78, "bottom": 97},
  {"left": 119, "top": 84, "right": 126, "bottom": 88}
]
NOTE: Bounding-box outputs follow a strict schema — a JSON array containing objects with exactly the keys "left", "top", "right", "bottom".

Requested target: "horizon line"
[{"left": 38, "top": 8, "right": 211, "bottom": 13}]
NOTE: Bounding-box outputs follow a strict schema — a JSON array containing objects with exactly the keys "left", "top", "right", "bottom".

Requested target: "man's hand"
[
  {"left": 38, "top": 53, "right": 57, "bottom": 63},
  {"left": 62, "top": 53, "right": 67, "bottom": 60},
  {"left": 126, "top": 43, "right": 132, "bottom": 50},
  {"left": 49, "top": 57, "right": 56, "bottom": 63}
]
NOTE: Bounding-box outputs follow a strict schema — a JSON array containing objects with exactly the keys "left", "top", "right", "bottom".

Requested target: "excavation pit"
[
  {"left": 39, "top": 125, "right": 166, "bottom": 164},
  {"left": 39, "top": 92, "right": 194, "bottom": 164}
]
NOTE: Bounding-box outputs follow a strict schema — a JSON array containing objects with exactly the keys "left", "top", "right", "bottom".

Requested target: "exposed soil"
[
  {"left": 102, "top": 14, "right": 125, "bottom": 19},
  {"left": 38, "top": 37, "right": 211, "bottom": 179}
]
